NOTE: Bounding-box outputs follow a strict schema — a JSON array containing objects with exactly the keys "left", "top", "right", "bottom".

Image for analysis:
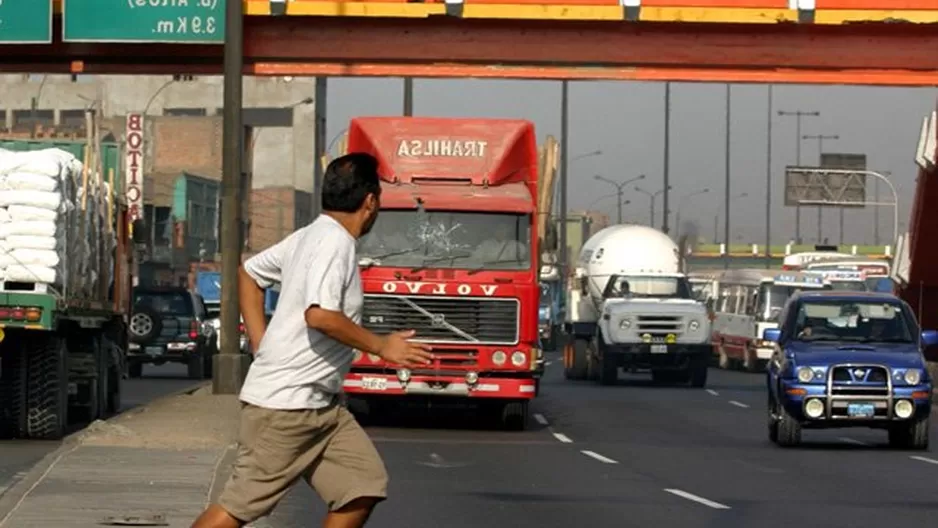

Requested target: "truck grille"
[
  {"left": 636, "top": 315, "right": 683, "bottom": 338},
  {"left": 362, "top": 294, "right": 519, "bottom": 345}
]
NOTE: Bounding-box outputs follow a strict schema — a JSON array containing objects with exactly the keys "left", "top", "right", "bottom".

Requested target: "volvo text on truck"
[{"left": 344, "top": 117, "right": 542, "bottom": 429}]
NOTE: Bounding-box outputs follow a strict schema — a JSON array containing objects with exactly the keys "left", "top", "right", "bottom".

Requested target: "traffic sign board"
[
  {"left": 63, "top": 0, "right": 226, "bottom": 44},
  {"left": 0, "top": 0, "right": 53, "bottom": 44}
]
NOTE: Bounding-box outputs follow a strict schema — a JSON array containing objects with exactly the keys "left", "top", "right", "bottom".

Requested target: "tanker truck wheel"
[{"left": 563, "top": 337, "right": 589, "bottom": 381}]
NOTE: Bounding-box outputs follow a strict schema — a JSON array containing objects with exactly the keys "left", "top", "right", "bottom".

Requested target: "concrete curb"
[{"left": 0, "top": 380, "right": 210, "bottom": 523}]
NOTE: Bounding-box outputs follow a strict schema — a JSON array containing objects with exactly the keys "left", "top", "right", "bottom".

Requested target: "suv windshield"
[
  {"left": 358, "top": 210, "right": 531, "bottom": 270},
  {"left": 793, "top": 300, "right": 913, "bottom": 343},
  {"left": 134, "top": 291, "right": 193, "bottom": 316},
  {"left": 603, "top": 275, "right": 692, "bottom": 300}
]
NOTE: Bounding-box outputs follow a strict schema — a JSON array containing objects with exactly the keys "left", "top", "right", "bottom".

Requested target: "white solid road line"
[
  {"left": 545, "top": 360, "right": 553, "bottom": 366},
  {"left": 552, "top": 432, "right": 573, "bottom": 443},
  {"left": 729, "top": 400, "right": 749, "bottom": 409},
  {"left": 664, "top": 489, "right": 732, "bottom": 510},
  {"left": 706, "top": 389, "right": 719, "bottom": 396},
  {"left": 838, "top": 437, "right": 870, "bottom": 446},
  {"left": 910, "top": 455, "right": 938, "bottom": 465},
  {"left": 581, "top": 450, "right": 618, "bottom": 464},
  {"left": 533, "top": 413, "right": 549, "bottom": 425}
]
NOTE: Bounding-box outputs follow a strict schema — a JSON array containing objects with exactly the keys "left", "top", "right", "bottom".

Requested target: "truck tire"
[
  {"left": 767, "top": 393, "right": 779, "bottom": 443},
  {"left": 501, "top": 400, "right": 529, "bottom": 431},
  {"left": 26, "top": 336, "right": 68, "bottom": 440},
  {"left": 889, "top": 417, "right": 929, "bottom": 450},
  {"left": 598, "top": 348, "right": 617, "bottom": 386},
  {"left": 0, "top": 344, "right": 27, "bottom": 439},
  {"left": 563, "top": 337, "right": 589, "bottom": 380}
]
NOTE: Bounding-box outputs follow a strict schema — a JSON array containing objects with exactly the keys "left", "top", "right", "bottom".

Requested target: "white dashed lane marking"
[
  {"left": 706, "top": 389, "right": 719, "bottom": 396},
  {"left": 533, "top": 413, "right": 549, "bottom": 426},
  {"left": 581, "top": 450, "right": 618, "bottom": 464},
  {"left": 664, "top": 488, "right": 732, "bottom": 510},
  {"left": 910, "top": 456, "right": 938, "bottom": 465},
  {"left": 729, "top": 400, "right": 750, "bottom": 409},
  {"left": 552, "top": 432, "right": 573, "bottom": 444}
]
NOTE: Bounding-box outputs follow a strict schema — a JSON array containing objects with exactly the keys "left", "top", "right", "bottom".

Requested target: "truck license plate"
[
  {"left": 145, "top": 347, "right": 162, "bottom": 357},
  {"left": 361, "top": 377, "right": 388, "bottom": 391},
  {"left": 847, "top": 402, "right": 875, "bottom": 418},
  {"left": 650, "top": 344, "right": 668, "bottom": 354}
]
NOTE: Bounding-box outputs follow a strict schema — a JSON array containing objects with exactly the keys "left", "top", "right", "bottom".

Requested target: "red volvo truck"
[{"left": 343, "top": 116, "right": 542, "bottom": 429}]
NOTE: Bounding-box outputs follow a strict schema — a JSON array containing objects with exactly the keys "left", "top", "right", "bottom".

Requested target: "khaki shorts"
[{"left": 218, "top": 402, "right": 388, "bottom": 523}]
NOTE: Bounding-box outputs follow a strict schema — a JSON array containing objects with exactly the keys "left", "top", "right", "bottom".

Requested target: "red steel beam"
[{"left": 1, "top": 17, "right": 938, "bottom": 84}]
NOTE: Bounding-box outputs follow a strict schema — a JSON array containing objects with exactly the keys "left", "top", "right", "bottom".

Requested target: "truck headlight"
[
  {"left": 688, "top": 320, "right": 700, "bottom": 331},
  {"left": 619, "top": 319, "right": 631, "bottom": 329},
  {"left": 904, "top": 369, "right": 922, "bottom": 385},
  {"left": 511, "top": 351, "right": 526, "bottom": 367},
  {"left": 797, "top": 366, "right": 815, "bottom": 383},
  {"left": 492, "top": 350, "right": 507, "bottom": 365}
]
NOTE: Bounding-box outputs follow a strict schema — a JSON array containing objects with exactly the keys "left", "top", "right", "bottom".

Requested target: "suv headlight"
[
  {"left": 619, "top": 318, "right": 632, "bottom": 329},
  {"left": 797, "top": 366, "right": 815, "bottom": 383},
  {"left": 904, "top": 369, "right": 922, "bottom": 385}
]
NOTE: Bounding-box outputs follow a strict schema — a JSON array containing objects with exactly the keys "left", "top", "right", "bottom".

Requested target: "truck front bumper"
[
  {"left": 344, "top": 371, "right": 537, "bottom": 399},
  {"left": 602, "top": 342, "right": 711, "bottom": 371}
]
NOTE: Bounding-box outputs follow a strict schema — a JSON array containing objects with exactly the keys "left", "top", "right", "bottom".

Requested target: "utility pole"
[
  {"left": 635, "top": 186, "right": 667, "bottom": 228},
  {"left": 803, "top": 133, "right": 839, "bottom": 243},
  {"left": 594, "top": 174, "right": 645, "bottom": 224},
  {"left": 215, "top": 0, "right": 250, "bottom": 394},
  {"left": 312, "top": 78, "right": 327, "bottom": 219},
  {"left": 764, "top": 85, "right": 773, "bottom": 268},
  {"left": 559, "top": 80, "right": 569, "bottom": 287},
  {"left": 723, "top": 84, "right": 731, "bottom": 270},
  {"left": 403, "top": 78, "right": 414, "bottom": 116},
  {"left": 777, "top": 109, "right": 820, "bottom": 245},
  {"left": 662, "top": 82, "right": 671, "bottom": 234}
]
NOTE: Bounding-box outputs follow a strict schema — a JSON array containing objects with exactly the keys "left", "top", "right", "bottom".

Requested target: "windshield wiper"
[
  {"left": 359, "top": 246, "right": 425, "bottom": 268},
  {"left": 410, "top": 252, "right": 472, "bottom": 273},
  {"left": 467, "top": 257, "right": 524, "bottom": 275}
]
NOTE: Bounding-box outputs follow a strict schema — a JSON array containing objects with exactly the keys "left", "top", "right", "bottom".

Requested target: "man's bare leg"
[
  {"left": 191, "top": 505, "right": 244, "bottom": 528},
  {"left": 322, "top": 497, "right": 381, "bottom": 528}
]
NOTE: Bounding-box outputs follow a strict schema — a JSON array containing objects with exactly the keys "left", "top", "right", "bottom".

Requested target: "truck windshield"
[
  {"left": 794, "top": 300, "right": 913, "bottom": 343},
  {"left": 604, "top": 276, "right": 692, "bottom": 299},
  {"left": 358, "top": 210, "right": 532, "bottom": 270}
]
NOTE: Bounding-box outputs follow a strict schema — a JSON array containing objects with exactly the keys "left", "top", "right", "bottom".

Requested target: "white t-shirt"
[{"left": 238, "top": 214, "right": 363, "bottom": 410}]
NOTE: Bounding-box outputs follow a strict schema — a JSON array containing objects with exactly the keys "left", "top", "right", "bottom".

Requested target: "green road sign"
[
  {"left": 63, "top": 0, "right": 226, "bottom": 44},
  {"left": 0, "top": 0, "right": 53, "bottom": 44}
]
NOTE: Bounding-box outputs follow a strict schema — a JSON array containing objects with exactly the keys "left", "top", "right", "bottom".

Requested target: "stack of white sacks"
[{"left": 0, "top": 147, "right": 117, "bottom": 297}]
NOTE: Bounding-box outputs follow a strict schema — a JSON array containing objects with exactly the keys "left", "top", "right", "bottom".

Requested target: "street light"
[
  {"left": 778, "top": 109, "right": 821, "bottom": 244},
  {"left": 594, "top": 174, "right": 645, "bottom": 223},
  {"left": 674, "top": 188, "right": 710, "bottom": 239},
  {"left": 635, "top": 185, "right": 671, "bottom": 228},
  {"left": 802, "top": 133, "right": 840, "bottom": 243}
]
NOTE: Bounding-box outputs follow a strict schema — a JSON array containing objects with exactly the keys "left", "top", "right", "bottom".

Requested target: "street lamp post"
[
  {"left": 594, "top": 174, "right": 645, "bottom": 223},
  {"left": 802, "top": 133, "right": 840, "bottom": 243},
  {"left": 778, "top": 109, "right": 820, "bottom": 244},
  {"left": 675, "top": 188, "right": 710, "bottom": 239},
  {"left": 635, "top": 185, "right": 671, "bottom": 228}
]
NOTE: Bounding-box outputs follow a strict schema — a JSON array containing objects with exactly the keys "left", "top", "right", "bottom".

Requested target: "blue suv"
[{"left": 764, "top": 291, "right": 936, "bottom": 450}]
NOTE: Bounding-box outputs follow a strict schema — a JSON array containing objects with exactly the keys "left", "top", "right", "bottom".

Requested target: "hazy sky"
[{"left": 324, "top": 78, "right": 937, "bottom": 246}]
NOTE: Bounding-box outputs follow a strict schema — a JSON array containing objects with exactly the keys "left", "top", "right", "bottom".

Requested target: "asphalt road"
[
  {"left": 0, "top": 364, "right": 200, "bottom": 499},
  {"left": 262, "top": 352, "right": 938, "bottom": 528}
]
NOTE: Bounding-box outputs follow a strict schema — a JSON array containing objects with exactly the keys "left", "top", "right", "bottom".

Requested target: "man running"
[{"left": 192, "top": 153, "right": 434, "bottom": 528}]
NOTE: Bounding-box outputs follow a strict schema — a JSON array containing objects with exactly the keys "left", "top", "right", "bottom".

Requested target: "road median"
[{"left": 0, "top": 383, "right": 241, "bottom": 527}]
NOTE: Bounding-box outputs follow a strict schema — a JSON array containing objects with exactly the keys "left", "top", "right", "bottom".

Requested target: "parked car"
[{"left": 127, "top": 287, "right": 217, "bottom": 379}]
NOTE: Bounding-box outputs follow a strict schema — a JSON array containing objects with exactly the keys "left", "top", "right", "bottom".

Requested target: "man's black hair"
[{"left": 321, "top": 152, "right": 381, "bottom": 213}]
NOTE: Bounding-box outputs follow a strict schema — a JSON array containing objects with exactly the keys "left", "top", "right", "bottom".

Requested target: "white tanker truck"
[{"left": 562, "top": 225, "right": 711, "bottom": 386}]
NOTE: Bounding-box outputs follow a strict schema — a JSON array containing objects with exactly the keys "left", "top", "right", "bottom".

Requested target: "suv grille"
[
  {"left": 830, "top": 365, "right": 889, "bottom": 398},
  {"left": 362, "top": 295, "right": 519, "bottom": 345}
]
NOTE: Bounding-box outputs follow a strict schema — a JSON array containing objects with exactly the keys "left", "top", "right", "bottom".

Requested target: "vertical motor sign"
[{"left": 125, "top": 114, "right": 145, "bottom": 223}]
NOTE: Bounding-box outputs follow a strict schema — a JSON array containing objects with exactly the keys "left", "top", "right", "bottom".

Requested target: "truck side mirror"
[{"left": 132, "top": 219, "right": 148, "bottom": 244}]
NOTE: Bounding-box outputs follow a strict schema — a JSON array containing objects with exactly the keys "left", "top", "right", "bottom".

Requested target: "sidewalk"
[{"left": 0, "top": 384, "right": 242, "bottom": 528}]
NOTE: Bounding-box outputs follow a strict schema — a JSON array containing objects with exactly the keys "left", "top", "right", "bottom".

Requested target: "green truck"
[{"left": 0, "top": 139, "right": 136, "bottom": 440}]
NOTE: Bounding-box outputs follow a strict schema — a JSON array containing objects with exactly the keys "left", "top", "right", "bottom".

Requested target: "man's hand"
[{"left": 379, "top": 330, "right": 434, "bottom": 367}]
